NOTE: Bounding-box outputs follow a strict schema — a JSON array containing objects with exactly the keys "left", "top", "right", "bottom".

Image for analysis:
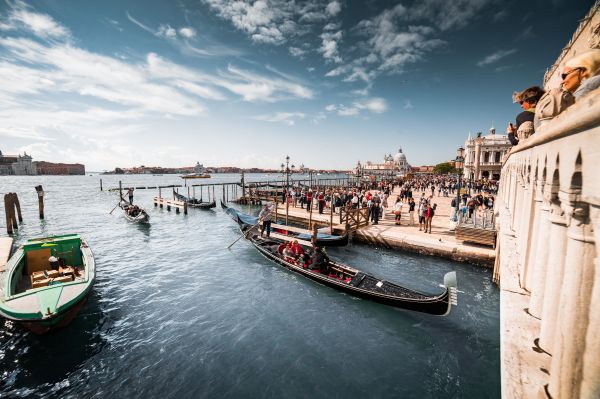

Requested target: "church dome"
[{"left": 393, "top": 148, "right": 406, "bottom": 164}]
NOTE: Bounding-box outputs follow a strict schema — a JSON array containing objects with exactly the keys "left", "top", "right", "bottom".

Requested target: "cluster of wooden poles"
[{"left": 4, "top": 185, "right": 45, "bottom": 234}]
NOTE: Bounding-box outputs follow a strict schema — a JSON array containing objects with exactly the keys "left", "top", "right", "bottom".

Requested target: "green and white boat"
[{"left": 0, "top": 234, "right": 95, "bottom": 334}]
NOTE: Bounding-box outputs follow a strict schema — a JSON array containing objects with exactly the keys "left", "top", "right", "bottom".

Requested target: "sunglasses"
[{"left": 561, "top": 67, "right": 583, "bottom": 80}]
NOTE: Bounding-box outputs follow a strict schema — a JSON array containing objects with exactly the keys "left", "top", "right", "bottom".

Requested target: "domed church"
[{"left": 358, "top": 147, "right": 412, "bottom": 177}]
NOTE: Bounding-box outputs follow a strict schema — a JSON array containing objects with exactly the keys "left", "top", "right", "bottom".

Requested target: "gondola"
[
  {"left": 173, "top": 190, "right": 216, "bottom": 209},
  {"left": 0, "top": 234, "right": 95, "bottom": 334},
  {"left": 221, "top": 201, "right": 457, "bottom": 316},
  {"left": 120, "top": 201, "right": 150, "bottom": 223}
]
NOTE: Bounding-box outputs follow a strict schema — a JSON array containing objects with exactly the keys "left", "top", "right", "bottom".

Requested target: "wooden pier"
[{"left": 153, "top": 197, "right": 188, "bottom": 214}]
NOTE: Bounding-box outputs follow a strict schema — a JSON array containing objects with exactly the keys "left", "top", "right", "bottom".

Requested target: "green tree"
[{"left": 433, "top": 162, "right": 457, "bottom": 175}]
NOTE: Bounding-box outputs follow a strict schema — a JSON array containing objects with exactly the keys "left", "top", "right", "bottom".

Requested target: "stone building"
[
  {"left": 463, "top": 127, "right": 510, "bottom": 181},
  {"left": 35, "top": 161, "right": 85, "bottom": 175},
  {"left": 0, "top": 150, "right": 36, "bottom": 175},
  {"left": 358, "top": 148, "right": 412, "bottom": 177}
]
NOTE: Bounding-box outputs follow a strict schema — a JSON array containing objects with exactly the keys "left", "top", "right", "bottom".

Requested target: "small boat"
[
  {"left": 121, "top": 201, "right": 150, "bottom": 223},
  {"left": 0, "top": 234, "right": 95, "bottom": 334},
  {"left": 173, "top": 190, "right": 216, "bottom": 209},
  {"left": 222, "top": 202, "right": 457, "bottom": 315}
]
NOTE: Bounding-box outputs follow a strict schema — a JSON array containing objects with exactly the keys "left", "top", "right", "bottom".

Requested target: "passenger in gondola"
[
  {"left": 282, "top": 242, "right": 297, "bottom": 262},
  {"left": 291, "top": 240, "right": 309, "bottom": 264},
  {"left": 310, "top": 247, "right": 330, "bottom": 274}
]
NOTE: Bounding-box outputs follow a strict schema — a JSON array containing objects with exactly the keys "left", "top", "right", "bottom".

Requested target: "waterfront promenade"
[{"left": 274, "top": 187, "right": 495, "bottom": 266}]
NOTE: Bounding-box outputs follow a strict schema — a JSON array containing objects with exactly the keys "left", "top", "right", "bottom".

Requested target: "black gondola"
[
  {"left": 173, "top": 190, "right": 216, "bottom": 209},
  {"left": 222, "top": 201, "right": 457, "bottom": 316}
]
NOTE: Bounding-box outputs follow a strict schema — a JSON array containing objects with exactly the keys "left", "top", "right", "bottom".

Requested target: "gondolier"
[
  {"left": 127, "top": 187, "right": 134, "bottom": 204},
  {"left": 259, "top": 203, "right": 273, "bottom": 237}
]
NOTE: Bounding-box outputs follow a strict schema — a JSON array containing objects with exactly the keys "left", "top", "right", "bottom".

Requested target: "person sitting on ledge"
[{"left": 535, "top": 50, "right": 600, "bottom": 128}]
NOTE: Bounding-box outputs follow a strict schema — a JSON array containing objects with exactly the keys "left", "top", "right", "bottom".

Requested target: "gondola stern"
[{"left": 442, "top": 271, "right": 458, "bottom": 316}]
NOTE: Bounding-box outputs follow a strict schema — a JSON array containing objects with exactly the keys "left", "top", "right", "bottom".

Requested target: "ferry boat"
[{"left": 181, "top": 162, "right": 210, "bottom": 179}]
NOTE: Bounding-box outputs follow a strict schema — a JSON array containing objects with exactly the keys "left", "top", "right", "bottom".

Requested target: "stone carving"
[{"left": 589, "top": 22, "right": 600, "bottom": 49}]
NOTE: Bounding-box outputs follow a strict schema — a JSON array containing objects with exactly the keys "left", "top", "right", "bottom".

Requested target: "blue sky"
[{"left": 0, "top": 0, "right": 594, "bottom": 171}]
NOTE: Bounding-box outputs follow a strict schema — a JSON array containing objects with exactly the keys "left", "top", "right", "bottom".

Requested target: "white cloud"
[
  {"left": 354, "top": 98, "right": 387, "bottom": 113},
  {"left": 158, "top": 24, "right": 177, "bottom": 38},
  {"left": 325, "top": 98, "right": 388, "bottom": 117},
  {"left": 326, "top": 1, "right": 342, "bottom": 16},
  {"left": 179, "top": 27, "right": 196, "bottom": 38},
  {"left": 254, "top": 112, "right": 306, "bottom": 126},
  {"left": 289, "top": 46, "right": 307, "bottom": 58},
  {"left": 319, "top": 29, "right": 343, "bottom": 63},
  {"left": 0, "top": 1, "right": 70, "bottom": 39},
  {"left": 477, "top": 49, "right": 517, "bottom": 67},
  {"left": 404, "top": 100, "right": 414, "bottom": 109},
  {"left": 202, "top": 0, "right": 342, "bottom": 45}
]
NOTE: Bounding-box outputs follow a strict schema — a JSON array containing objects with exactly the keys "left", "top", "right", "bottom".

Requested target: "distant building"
[
  {"left": 35, "top": 161, "right": 85, "bottom": 175},
  {"left": 463, "top": 127, "right": 511, "bottom": 181},
  {"left": 357, "top": 148, "right": 412, "bottom": 177},
  {"left": 0, "top": 149, "right": 84, "bottom": 175}
]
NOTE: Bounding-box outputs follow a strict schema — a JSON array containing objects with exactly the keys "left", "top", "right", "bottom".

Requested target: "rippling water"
[{"left": 0, "top": 174, "right": 499, "bottom": 398}]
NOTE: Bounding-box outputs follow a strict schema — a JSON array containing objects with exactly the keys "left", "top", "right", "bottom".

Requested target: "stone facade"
[
  {"left": 463, "top": 127, "right": 510, "bottom": 181},
  {"left": 495, "top": 70, "right": 600, "bottom": 399},
  {"left": 359, "top": 148, "right": 412, "bottom": 177}
]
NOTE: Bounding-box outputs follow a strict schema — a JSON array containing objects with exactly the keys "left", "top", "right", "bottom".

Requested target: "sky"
[{"left": 0, "top": 0, "right": 595, "bottom": 171}]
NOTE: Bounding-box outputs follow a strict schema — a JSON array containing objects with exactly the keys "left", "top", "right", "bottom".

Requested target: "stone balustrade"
[{"left": 495, "top": 89, "right": 600, "bottom": 398}]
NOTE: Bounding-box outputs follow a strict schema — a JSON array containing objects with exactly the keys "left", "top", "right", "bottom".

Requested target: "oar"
[
  {"left": 227, "top": 220, "right": 261, "bottom": 249},
  {"left": 109, "top": 200, "right": 122, "bottom": 214}
]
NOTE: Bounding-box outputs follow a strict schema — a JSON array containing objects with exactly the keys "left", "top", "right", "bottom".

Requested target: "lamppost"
[
  {"left": 280, "top": 155, "right": 294, "bottom": 202},
  {"left": 455, "top": 147, "right": 465, "bottom": 216}
]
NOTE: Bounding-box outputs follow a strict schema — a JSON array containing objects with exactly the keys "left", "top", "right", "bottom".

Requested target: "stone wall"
[{"left": 495, "top": 88, "right": 600, "bottom": 398}]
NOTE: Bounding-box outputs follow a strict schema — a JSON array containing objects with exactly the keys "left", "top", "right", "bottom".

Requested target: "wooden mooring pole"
[
  {"left": 4, "top": 193, "right": 23, "bottom": 234},
  {"left": 100, "top": 179, "right": 103, "bottom": 191},
  {"left": 35, "top": 185, "right": 44, "bottom": 219}
]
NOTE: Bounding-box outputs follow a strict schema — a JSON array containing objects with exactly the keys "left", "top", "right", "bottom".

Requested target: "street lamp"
[
  {"left": 455, "top": 147, "right": 465, "bottom": 217},
  {"left": 280, "top": 155, "right": 294, "bottom": 202}
]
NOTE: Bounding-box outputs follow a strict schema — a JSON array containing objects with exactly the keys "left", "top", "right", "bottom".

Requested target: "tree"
[{"left": 433, "top": 162, "right": 457, "bottom": 175}]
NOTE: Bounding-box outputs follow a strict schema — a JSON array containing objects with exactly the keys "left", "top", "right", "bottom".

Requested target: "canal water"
[{"left": 0, "top": 175, "right": 499, "bottom": 398}]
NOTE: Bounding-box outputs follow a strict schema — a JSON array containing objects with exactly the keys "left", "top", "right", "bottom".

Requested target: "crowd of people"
[{"left": 271, "top": 174, "right": 497, "bottom": 234}]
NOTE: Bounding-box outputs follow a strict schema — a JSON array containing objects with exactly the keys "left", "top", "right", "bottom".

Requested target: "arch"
[{"left": 570, "top": 151, "right": 583, "bottom": 193}]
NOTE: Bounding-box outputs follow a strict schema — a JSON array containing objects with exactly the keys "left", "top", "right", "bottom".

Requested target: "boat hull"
[{"left": 18, "top": 290, "right": 91, "bottom": 334}]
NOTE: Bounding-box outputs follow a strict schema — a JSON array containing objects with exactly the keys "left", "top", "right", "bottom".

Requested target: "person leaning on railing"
[
  {"left": 535, "top": 49, "right": 600, "bottom": 128},
  {"left": 506, "top": 86, "right": 545, "bottom": 146}
]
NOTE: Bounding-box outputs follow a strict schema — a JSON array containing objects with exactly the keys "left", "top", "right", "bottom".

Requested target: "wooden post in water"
[
  {"left": 285, "top": 194, "right": 289, "bottom": 226},
  {"left": 119, "top": 181, "right": 123, "bottom": 202},
  {"left": 329, "top": 199, "right": 333, "bottom": 233},
  {"left": 274, "top": 197, "right": 278, "bottom": 223},
  {"left": 188, "top": 186, "right": 190, "bottom": 199},
  {"left": 35, "top": 185, "right": 44, "bottom": 219},
  {"left": 100, "top": 179, "right": 103, "bottom": 191},
  {"left": 212, "top": 186, "right": 215, "bottom": 203},
  {"left": 200, "top": 186, "right": 203, "bottom": 202},
  {"left": 12, "top": 193, "right": 22, "bottom": 223},
  {"left": 4, "top": 194, "right": 13, "bottom": 235}
]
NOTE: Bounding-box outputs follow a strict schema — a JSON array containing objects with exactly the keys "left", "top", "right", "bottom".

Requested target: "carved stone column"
[
  {"left": 548, "top": 199, "right": 595, "bottom": 399},
  {"left": 580, "top": 203, "right": 600, "bottom": 399},
  {"left": 523, "top": 179, "right": 545, "bottom": 291},
  {"left": 537, "top": 191, "right": 568, "bottom": 352},
  {"left": 518, "top": 175, "right": 535, "bottom": 287},
  {"left": 528, "top": 183, "right": 553, "bottom": 317}
]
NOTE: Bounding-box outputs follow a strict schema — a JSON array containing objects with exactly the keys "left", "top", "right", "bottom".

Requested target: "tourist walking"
[
  {"left": 371, "top": 195, "right": 380, "bottom": 225},
  {"left": 306, "top": 190, "right": 312, "bottom": 213},
  {"left": 418, "top": 199, "right": 426, "bottom": 231},
  {"left": 408, "top": 197, "right": 415, "bottom": 226},
  {"left": 393, "top": 198, "right": 403, "bottom": 225},
  {"left": 425, "top": 203, "right": 435, "bottom": 234}
]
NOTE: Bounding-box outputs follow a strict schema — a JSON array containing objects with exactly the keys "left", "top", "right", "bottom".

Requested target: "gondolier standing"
[
  {"left": 259, "top": 203, "right": 273, "bottom": 237},
  {"left": 127, "top": 187, "right": 134, "bottom": 204}
]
